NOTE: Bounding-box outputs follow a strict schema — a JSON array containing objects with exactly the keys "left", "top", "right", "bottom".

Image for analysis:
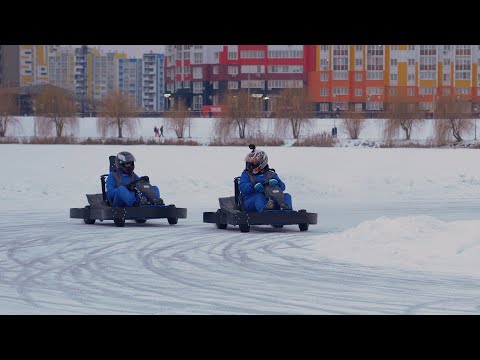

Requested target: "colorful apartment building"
[
  {"left": 117, "top": 58, "right": 143, "bottom": 109},
  {"left": 308, "top": 45, "right": 480, "bottom": 112},
  {"left": 0, "top": 45, "right": 55, "bottom": 87},
  {"left": 89, "top": 47, "right": 127, "bottom": 102},
  {"left": 48, "top": 46, "right": 76, "bottom": 92},
  {"left": 142, "top": 53, "right": 164, "bottom": 112},
  {"left": 164, "top": 45, "right": 316, "bottom": 111}
]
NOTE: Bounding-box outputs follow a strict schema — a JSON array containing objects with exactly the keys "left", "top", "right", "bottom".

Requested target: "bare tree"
[
  {"left": 434, "top": 96, "right": 473, "bottom": 143},
  {"left": 383, "top": 92, "right": 422, "bottom": 141},
  {"left": 34, "top": 86, "right": 78, "bottom": 137},
  {"left": 0, "top": 91, "right": 20, "bottom": 137},
  {"left": 165, "top": 98, "right": 190, "bottom": 138},
  {"left": 274, "top": 87, "right": 313, "bottom": 139},
  {"left": 97, "top": 90, "right": 139, "bottom": 138},
  {"left": 341, "top": 107, "right": 366, "bottom": 139},
  {"left": 214, "top": 89, "right": 257, "bottom": 139}
]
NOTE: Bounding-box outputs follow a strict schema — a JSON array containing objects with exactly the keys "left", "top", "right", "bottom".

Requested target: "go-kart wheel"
[
  {"left": 114, "top": 217, "right": 125, "bottom": 227},
  {"left": 299, "top": 223, "right": 309, "bottom": 231},
  {"left": 135, "top": 219, "right": 147, "bottom": 224},
  {"left": 216, "top": 223, "right": 227, "bottom": 229},
  {"left": 83, "top": 206, "right": 95, "bottom": 224},
  {"left": 167, "top": 217, "right": 178, "bottom": 225},
  {"left": 239, "top": 224, "right": 250, "bottom": 233},
  {"left": 271, "top": 224, "right": 284, "bottom": 228}
]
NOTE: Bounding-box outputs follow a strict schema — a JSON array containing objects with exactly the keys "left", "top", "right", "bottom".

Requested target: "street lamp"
[
  {"left": 187, "top": 107, "right": 192, "bottom": 138},
  {"left": 332, "top": 94, "right": 337, "bottom": 126},
  {"left": 32, "top": 105, "right": 36, "bottom": 137},
  {"left": 263, "top": 96, "right": 269, "bottom": 114},
  {"left": 163, "top": 93, "right": 171, "bottom": 110},
  {"left": 247, "top": 72, "right": 260, "bottom": 113},
  {"left": 474, "top": 106, "right": 477, "bottom": 141}
]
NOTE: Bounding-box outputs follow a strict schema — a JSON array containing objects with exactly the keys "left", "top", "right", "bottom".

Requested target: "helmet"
[
  {"left": 115, "top": 151, "right": 136, "bottom": 175},
  {"left": 245, "top": 150, "right": 268, "bottom": 174}
]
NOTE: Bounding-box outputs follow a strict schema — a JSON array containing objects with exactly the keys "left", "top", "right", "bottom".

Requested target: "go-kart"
[
  {"left": 70, "top": 156, "right": 187, "bottom": 227},
  {"left": 203, "top": 146, "right": 317, "bottom": 233}
]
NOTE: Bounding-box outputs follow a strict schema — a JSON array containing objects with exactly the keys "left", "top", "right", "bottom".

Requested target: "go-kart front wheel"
[
  {"left": 114, "top": 217, "right": 125, "bottom": 227},
  {"left": 167, "top": 217, "right": 178, "bottom": 225},
  {"left": 239, "top": 224, "right": 250, "bottom": 233}
]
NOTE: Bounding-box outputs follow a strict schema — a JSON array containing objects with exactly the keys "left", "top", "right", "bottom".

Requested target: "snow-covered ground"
[{"left": 1, "top": 144, "right": 480, "bottom": 314}]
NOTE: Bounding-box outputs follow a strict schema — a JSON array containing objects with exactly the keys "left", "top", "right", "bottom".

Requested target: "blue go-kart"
[{"left": 70, "top": 156, "right": 187, "bottom": 227}]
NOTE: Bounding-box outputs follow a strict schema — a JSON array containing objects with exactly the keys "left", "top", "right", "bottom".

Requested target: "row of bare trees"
[
  {"left": 0, "top": 92, "right": 20, "bottom": 137},
  {"left": 213, "top": 88, "right": 314, "bottom": 140},
  {"left": 0, "top": 86, "right": 477, "bottom": 144}
]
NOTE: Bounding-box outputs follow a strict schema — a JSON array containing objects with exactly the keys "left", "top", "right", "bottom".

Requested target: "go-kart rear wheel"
[
  {"left": 299, "top": 223, "right": 309, "bottom": 231},
  {"left": 114, "top": 217, "right": 125, "bottom": 227},
  {"left": 83, "top": 206, "right": 95, "bottom": 224},
  {"left": 216, "top": 223, "right": 227, "bottom": 229},
  {"left": 167, "top": 217, "right": 178, "bottom": 225},
  {"left": 239, "top": 224, "right": 250, "bottom": 233},
  {"left": 135, "top": 219, "right": 147, "bottom": 224}
]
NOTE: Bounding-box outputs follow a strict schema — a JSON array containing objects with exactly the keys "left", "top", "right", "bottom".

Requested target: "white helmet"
[{"left": 245, "top": 150, "right": 268, "bottom": 174}]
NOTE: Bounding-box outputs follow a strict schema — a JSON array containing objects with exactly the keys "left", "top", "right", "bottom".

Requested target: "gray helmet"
[
  {"left": 115, "top": 151, "right": 136, "bottom": 175},
  {"left": 245, "top": 150, "right": 268, "bottom": 174}
]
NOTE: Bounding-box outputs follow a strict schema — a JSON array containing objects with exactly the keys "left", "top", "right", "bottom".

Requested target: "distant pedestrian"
[
  {"left": 208, "top": 110, "right": 213, "bottom": 118},
  {"left": 154, "top": 126, "right": 159, "bottom": 137},
  {"left": 159, "top": 125, "right": 164, "bottom": 137}
]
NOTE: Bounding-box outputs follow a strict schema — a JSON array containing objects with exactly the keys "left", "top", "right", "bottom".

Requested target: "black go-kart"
[
  {"left": 203, "top": 146, "right": 317, "bottom": 233},
  {"left": 70, "top": 156, "right": 187, "bottom": 227}
]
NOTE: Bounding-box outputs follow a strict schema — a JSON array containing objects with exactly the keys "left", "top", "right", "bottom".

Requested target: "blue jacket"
[
  {"left": 239, "top": 169, "right": 286, "bottom": 203},
  {"left": 106, "top": 171, "right": 140, "bottom": 199}
]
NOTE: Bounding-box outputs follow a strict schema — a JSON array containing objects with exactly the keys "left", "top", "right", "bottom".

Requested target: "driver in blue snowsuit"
[
  {"left": 106, "top": 151, "right": 160, "bottom": 207},
  {"left": 239, "top": 149, "right": 292, "bottom": 212}
]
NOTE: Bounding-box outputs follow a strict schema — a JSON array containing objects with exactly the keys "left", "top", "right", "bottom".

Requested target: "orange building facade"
[{"left": 308, "top": 45, "right": 480, "bottom": 113}]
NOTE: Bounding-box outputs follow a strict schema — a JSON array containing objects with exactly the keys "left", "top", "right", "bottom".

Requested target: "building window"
[
  {"left": 355, "top": 73, "right": 362, "bottom": 81},
  {"left": 213, "top": 66, "right": 219, "bottom": 75},
  {"left": 332, "top": 71, "right": 348, "bottom": 80},
  {"left": 193, "top": 67, "right": 203, "bottom": 79},
  {"left": 332, "top": 87, "right": 348, "bottom": 95},
  {"left": 320, "top": 73, "right": 329, "bottom": 81},
  {"left": 193, "top": 81, "right": 203, "bottom": 93},
  {"left": 194, "top": 53, "right": 203, "bottom": 64},
  {"left": 228, "top": 51, "right": 238, "bottom": 60},
  {"left": 355, "top": 88, "right": 362, "bottom": 96},
  {"left": 228, "top": 81, "right": 238, "bottom": 90},
  {"left": 228, "top": 66, "right": 238, "bottom": 75},
  {"left": 320, "top": 88, "right": 328, "bottom": 96}
]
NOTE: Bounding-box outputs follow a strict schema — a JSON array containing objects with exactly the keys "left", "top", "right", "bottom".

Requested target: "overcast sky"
[{"left": 88, "top": 45, "right": 165, "bottom": 58}]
